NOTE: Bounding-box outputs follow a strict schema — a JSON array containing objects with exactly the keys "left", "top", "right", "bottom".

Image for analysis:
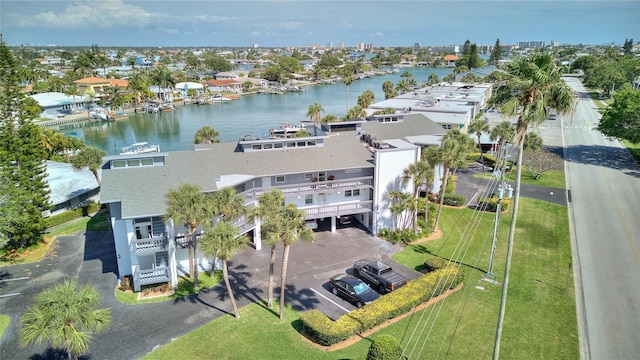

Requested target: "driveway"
[{"left": 0, "top": 221, "right": 421, "bottom": 359}]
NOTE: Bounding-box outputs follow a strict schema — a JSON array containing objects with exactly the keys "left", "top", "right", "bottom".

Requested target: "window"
[
  {"left": 442, "top": 124, "right": 452, "bottom": 130},
  {"left": 275, "top": 175, "right": 285, "bottom": 183},
  {"left": 127, "top": 159, "right": 140, "bottom": 167},
  {"left": 274, "top": 143, "right": 283, "bottom": 149},
  {"left": 305, "top": 194, "right": 313, "bottom": 205},
  {"left": 297, "top": 141, "right": 306, "bottom": 147},
  {"left": 286, "top": 141, "right": 296, "bottom": 148},
  {"left": 141, "top": 158, "right": 153, "bottom": 166},
  {"left": 252, "top": 144, "right": 262, "bottom": 150},
  {"left": 345, "top": 189, "right": 360, "bottom": 197},
  {"left": 112, "top": 160, "right": 125, "bottom": 168},
  {"left": 264, "top": 143, "right": 273, "bottom": 150},
  {"left": 305, "top": 173, "right": 314, "bottom": 181}
]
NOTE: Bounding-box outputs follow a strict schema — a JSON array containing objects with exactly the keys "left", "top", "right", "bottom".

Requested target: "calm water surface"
[{"left": 53, "top": 67, "right": 453, "bottom": 154}]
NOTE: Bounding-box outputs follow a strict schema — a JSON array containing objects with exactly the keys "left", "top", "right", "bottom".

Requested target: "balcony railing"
[
  {"left": 132, "top": 235, "right": 167, "bottom": 255},
  {"left": 240, "top": 176, "right": 373, "bottom": 204},
  {"left": 302, "top": 200, "right": 373, "bottom": 219},
  {"left": 134, "top": 265, "right": 170, "bottom": 287}
]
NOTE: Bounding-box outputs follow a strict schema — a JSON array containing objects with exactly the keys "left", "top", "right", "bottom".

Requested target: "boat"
[
  {"left": 269, "top": 123, "right": 305, "bottom": 138},
  {"left": 89, "top": 107, "right": 111, "bottom": 121},
  {"left": 120, "top": 142, "right": 160, "bottom": 155}
]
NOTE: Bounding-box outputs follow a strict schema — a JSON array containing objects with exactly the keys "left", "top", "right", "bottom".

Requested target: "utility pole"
[{"left": 484, "top": 144, "right": 512, "bottom": 283}]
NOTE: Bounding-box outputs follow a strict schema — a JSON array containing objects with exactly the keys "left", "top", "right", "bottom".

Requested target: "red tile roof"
[
  {"left": 444, "top": 55, "right": 459, "bottom": 61},
  {"left": 74, "top": 77, "right": 110, "bottom": 84}
]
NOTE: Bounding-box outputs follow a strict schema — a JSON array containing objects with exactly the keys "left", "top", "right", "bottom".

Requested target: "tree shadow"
[
  {"left": 564, "top": 144, "right": 639, "bottom": 174},
  {"left": 280, "top": 283, "right": 321, "bottom": 312},
  {"left": 82, "top": 230, "right": 119, "bottom": 276},
  {"left": 28, "top": 347, "right": 90, "bottom": 360}
]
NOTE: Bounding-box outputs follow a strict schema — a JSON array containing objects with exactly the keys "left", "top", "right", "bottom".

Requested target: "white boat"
[
  {"left": 211, "top": 94, "right": 232, "bottom": 102},
  {"left": 90, "top": 107, "right": 111, "bottom": 121},
  {"left": 120, "top": 142, "right": 160, "bottom": 155},
  {"left": 269, "top": 123, "right": 305, "bottom": 138}
]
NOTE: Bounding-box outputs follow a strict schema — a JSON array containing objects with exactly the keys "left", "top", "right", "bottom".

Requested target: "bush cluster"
[
  {"left": 368, "top": 334, "right": 404, "bottom": 360},
  {"left": 44, "top": 202, "right": 102, "bottom": 228},
  {"left": 378, "top": 228, "right": 419, "bottom": 245},
  {"left": 476, "top": 197, "right": 510, "bottom": 212},
  {"left": 442, "top": 194, "right": 466, "bottom": 207},
  {"left": 423, "top": 257, "right": 454, "bottom": 273},
  {"left": 299, "top": 266, "right": 464, "bottom": 346}
]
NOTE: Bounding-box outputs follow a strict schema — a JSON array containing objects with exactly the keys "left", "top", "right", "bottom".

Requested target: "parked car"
[
  {"left": 338, "top": 215, "right": 352, "bottom": 225},
  {"left": 352, "top": 259, "right": 408, "bottom": 294},
  {"left": 328, "top": 274, "right": 380, "bottom": 308},
  {"left": 304, "top": 219, "right": 318, "bottom": 230}
]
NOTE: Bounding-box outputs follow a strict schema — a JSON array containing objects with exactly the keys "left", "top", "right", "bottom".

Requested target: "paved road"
[
  {"left": 0, "top": 222, "right": 420, "bottom": 359},
  {"left": 562, "top": 78, "right": 640, "bottom": 360}
]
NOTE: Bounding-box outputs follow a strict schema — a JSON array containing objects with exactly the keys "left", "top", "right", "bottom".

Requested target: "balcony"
[
  {"left": 132, "top": 235, "right": 167, "bottom": 255},
  {"left": 241, "top": 176, "right": 374, "bottom": 203},
  {"left": 134, "top": 265, "right": 170, "bottom": 287},
  {"left": 302, "top": 200, "right": 373, "bottom": 219}
]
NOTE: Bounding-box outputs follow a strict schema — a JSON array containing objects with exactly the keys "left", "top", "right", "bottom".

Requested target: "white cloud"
[
  {"left": 10, "top": 0, "right": 155, "bottom": 29},
  {"left": 370, "top": 32, "right": 384, "bottom": 38}
]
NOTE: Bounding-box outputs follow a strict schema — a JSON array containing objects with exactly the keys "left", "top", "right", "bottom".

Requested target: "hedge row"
[
  {"left": 45, "top": 202, "right": 102, "bottom": 229},
  {"left": 299, "top": 266, "right": 464, "bottom": 346},
  {"left": 443, "top": 194, "right": 466, "bottom": 207}
]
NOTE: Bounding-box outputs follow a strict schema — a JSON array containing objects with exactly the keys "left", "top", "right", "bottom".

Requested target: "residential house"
[
  {"left": 74, "top": 77, "right": 112, "bottom": 97},
  {"left": 99, "top": 114, "right": 447, "bottom": 292},
  {"left": 444, "top": 54, "right": 459, "bottom": 67},
  {"left": 204, "top": 79, "right": 243, "bottom": 93},
  {"left": 29, "top": 92, "right": 89, "bottom": 119},
  {"left": 44, "top": 161, "right": 100, "bottom": 217}
]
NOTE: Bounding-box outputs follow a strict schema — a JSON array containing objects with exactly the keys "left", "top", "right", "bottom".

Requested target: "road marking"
[
  {"left": 310, "top": 288, "right": 350, "bottom": 313},
  {"left": 0, "top": 276, "right": 29, "bottom": 283},
  {"left": 0, "top": 293, "right": 20, "bottom": 298}
]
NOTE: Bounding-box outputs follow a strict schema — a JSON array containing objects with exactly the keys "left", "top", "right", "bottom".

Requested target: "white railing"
[{"left": 131, "top": 235, "right": 167, "bottom": 255}]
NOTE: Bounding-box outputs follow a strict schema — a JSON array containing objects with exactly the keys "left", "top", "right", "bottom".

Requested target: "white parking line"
[
  {"left": 0, "top": 293, "right": 20, "bottom": 298},
  {"left": 310, "top": 288, "right": 351, "bottom": 313},
  {"left": 0, "top": 276, "right": 29, "bottom": 283}
]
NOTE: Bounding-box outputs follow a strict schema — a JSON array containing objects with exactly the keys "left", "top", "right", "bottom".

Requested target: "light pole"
[{"left": 548, "top": 191, "right": 554, "bottom": 206}]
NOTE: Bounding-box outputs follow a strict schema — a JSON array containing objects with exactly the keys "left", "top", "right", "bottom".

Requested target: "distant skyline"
[{"left": 1, "top": 1, "right": 638, "bottom": 48}]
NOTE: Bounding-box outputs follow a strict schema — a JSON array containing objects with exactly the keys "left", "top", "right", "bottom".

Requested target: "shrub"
[
  {"left": 119, "top": 275, "right": 133, "bottom": 291},
  {"left": 45, "top": 202, "right": 102, "bottom": 228},
  {"left": 368, "top": 334, "right": 404, "bottom": 360},
  {"left": 423, "top": 256, "right": 453, "bottom": 272},
  {"left": 476, "top": 197, "right": 510, "bottom": 212},
  {"left": 443, "top": 194, "right": 466, "bottom": 207}
]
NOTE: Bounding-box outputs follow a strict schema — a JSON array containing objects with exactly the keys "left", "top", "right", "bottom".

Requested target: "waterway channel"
[{"left": 51, "top": 67, "right": 453, "bottom": 155}]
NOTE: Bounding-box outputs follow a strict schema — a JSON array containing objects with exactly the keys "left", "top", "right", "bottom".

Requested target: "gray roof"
[
  {"left": 100, "top": 132, "right": 374, "bottom": 219},
  {"left": 361, "top": 113, "right": 447, "bottom": 142},
  {"left": 46, "top": 161, "right": 99, "bottom": 205},
  {"left": 30, "top": 92, "right": 89, "bottom": 107}
]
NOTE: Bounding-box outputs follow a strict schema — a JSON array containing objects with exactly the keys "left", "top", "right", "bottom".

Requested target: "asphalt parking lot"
[{"left": 0, "top": 219, "right": 421, "bottom": 359}]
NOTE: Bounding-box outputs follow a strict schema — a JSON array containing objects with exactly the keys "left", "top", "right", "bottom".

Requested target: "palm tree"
[
  {"left": 346, "top": 105, "right": 366, "bottom": 119},
  {"left": 165, "top": 183, "right": 211, "bottom": 288},
  {"left": 488, "top": 53, "right": 575, "bottom": 357},
  {"left": 468, "top": 118, "right": 490, "bottom": 172},
  {"left": 357, "top": 89, "right": 375, "bottom": 109},
  {"left": 403, "top": 160, "right": 434, "bottom": 234},
  {"left": 382, "top": 80, "right": 397, "bottom": 99},
  {"left": 210, "top": 187, "right": 246, "bottom": 221},
  {"left": 306, "top": 102, "right": 324, "bottom": 135},
  {"left": 70, "top": 147, "right": 106, "bottom": 186},
  {"left": 193, "top": 125, "right": 220, "bottom": 144},
  {"left": 342, "top": 75, "right": 354, "bottom": 114},
  {"left": 127, "top": 72, "right": 147, "bottom": 105},
  {"left": 19, "top": 280, "right": 112, "bottom": 360},
  {"left": 277, "top": 203, "right": 315, "bottom": 319},
  {"left": 199, "top": 220, "right": 248, "bottom": 318},
  {"left": 432, "top": 130, "right": 475, "bottom": 232},
  {"left": 251, "top": 189, "right": 285, "bottom": 308},
  {"left": 386, "top": 190, "right": 413, "bottom": 231},
  {"left": 427, "top": 73, "right": 440, "bottom": 85},
  {"left": 489, "top": 121, "right": 515, "bottom": 169}
]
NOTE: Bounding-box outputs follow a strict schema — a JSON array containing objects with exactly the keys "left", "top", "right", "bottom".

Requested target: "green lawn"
[
  {"left": 143, "top": 198, "right": 578, "bottom": 359},
  {"left": 0, "top": 314, "right": 9, "bottom": 339},
  {"left": 476, "top": 168, "right": 566, "bottom": 189}
]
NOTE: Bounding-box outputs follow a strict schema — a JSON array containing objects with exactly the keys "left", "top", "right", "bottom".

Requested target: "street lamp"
[{"left": 548, "top": 191, "right": 554, "bottom": 206}]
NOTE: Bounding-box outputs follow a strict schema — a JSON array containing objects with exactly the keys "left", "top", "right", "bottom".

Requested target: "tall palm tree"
[
  {"left": 277, "top": 203, "right": 315, "bottom": 319},
  {"left": 382, "top": 80, "right": 397, "bottom": 99},
  {"left": 199, "top": 220, "right": 248, "bottom": 318},
  {"left": 193, "top": 125, "right": 220, "bottom": 144},
  {"left": 403, "top": 160, "right": 434, "bottom": 234},
  {"left": 251, "top": 188, "right": 285, "bottom": 308},
  {"left": 210, "top": 187, "right": 246, "bottom": 221},
  {"left": 70, "top": 147, "right": 106, "bottom": 186},
  {"left": 432, "top": 130, "right": 475, "bottom": 232},
  {"left": 386, "top": 190, "right": 413, "bottom": 231},
  {"left": 489, "top": 121, "right": 516, "bottom": 170},
  {"left": 19, "top": 280, "right": 112, "bottom": 360},
  {"left": 427, "top": 73, "right": 440, "bottom": 85},
  {"left": 127, "top": 73, "right": 147, "bottom": 105},
  {"left": 488, "top": 53, "right": 574, "bottom": 357},
  {"left": 468, "top": 118, "right": 490, "bottom": 173},
  {"left": 306, "top": 102, "right": 324, "bottom": 135},
  {"left": 165, "top": 183, "right": 211, "bottom": 288}
]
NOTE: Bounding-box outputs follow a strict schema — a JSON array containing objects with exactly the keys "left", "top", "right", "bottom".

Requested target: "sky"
[{"left": 1, "top": 0, "right": 639, "bottom": 48}]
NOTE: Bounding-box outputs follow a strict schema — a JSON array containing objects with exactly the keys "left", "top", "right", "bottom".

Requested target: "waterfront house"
[
  {"left": 74, "top": 77, "right": 112, "bottom": 97},
  {"left": 99, "top": 114, "right": 447, "bottom": 292},
  {"left": 44, "top": 161, "right": 100, "bottom": 217},
  {"left": 29, "top": 92, "right": 89, "bottom": 119}
]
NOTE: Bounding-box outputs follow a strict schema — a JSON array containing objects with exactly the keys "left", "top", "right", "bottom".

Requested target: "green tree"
[
  {"left": 489, "top": 38, "right": 503, "bottom": 66},
  {"left": 432, "top": 130, "right": 475, "bottom": 232},
  {"left": 165, "top": 183, "right": 212, "bottom": 288},
  {"left": 382, "top": 80, "right": 397, "bottom": 99},
  {"left": 427, "top": 73, "right": 440, "bottom": 85},
  {"left": 19, "top": 280, "right": 112, "bottom": 360},
  {"left": 597, "top": 88, "right": 640, "bottom": 143},
  {"left": 341, "top": 69, "right": 355, "bottom": 114},
  {"left": 70, "top": 147, "right": 107, "bottom": 186},
  {"left": 199, "top": 220, "right": 248, "bottom": 318},
  {"left": 306, "top": 102, "right": 324, "bottom": 135},
  {"left": 386, "top": 190, "right": 414, "bottom": 231},
  {"left": 346, "top": 105, "right": 366, "bottom": 119},
  {"left": 251, "top": 189, "right": 285, "bottom": 308},
  {"left": 490, "top": 121, "right": 516, "bottom": 168},
  {"left": 276, "top": 204, "right": 315, "bottom": 319},
  {"left": 468, "top": 118, "right": 490, "bottom": 172},
  {"left": 403, "top": 160, "right": 434, "bottom": 234},
  {"left": 357, "top": 89, "right": 375, "bottom": 109},
  {"left": 0, "top": 41, "right": 50, "bottom": 250},
  {"left": 584, "top": 62, "right": 627, "bottom": 97},
  {"left": 523, "top": 132, "right": 543, "bottom": 151},
  {"left": 488, "top": 54, "right": 575, "bottom": 354},
  {"left": 193, "top": 125, "right": 221, "bottom": 144}
]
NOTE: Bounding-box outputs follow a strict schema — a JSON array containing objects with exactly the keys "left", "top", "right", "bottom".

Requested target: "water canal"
[{"left": 52, "top": 67, "right": 453, "bottom": 154}]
